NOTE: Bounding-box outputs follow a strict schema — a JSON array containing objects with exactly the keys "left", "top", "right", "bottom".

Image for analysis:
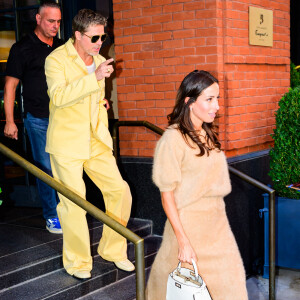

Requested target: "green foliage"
[
  {"left": 269, "top": 87, "right": 300, "bottom": 199},
  {"left": 291, "top": 62, "right": 300, "bottom": 88}
]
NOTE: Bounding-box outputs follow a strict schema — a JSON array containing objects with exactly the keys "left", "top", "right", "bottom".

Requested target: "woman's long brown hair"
[{"left": 167, "top": 70, "right": 221, "bottom": 156}]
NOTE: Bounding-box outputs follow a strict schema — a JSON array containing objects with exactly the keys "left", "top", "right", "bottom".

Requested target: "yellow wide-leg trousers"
[{"left": 49, "top": 136, "right": 132, "bottom": 275}]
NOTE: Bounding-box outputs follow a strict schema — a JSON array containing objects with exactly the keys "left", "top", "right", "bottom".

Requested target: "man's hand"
[
  {"left": 4, "top": 76, "right": 19, "bottom": 140},
  {"left": 95, "top": 58, "right": 114, "bottom": 81},
  {"left": 104, "top": 98, "right": 110, "bottom": 110},
  {"left": 4, "top": 121, "right": 18, "bottom": 140}
]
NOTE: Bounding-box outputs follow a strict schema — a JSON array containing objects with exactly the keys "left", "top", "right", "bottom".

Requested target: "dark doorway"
[
  {"left": 291, "top": 0, "right": 300, "bottom": 65},
  {"left": 61, "top": 0, "right": 113, "bottom": 39}
]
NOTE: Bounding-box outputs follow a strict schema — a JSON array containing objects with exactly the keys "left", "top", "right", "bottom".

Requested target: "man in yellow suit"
[{"left": 45, "top": 9, "right": 134, "bottom": 280}]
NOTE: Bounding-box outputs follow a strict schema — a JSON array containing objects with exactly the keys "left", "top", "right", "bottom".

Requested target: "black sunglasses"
[{"left": 82, "top": 33, "right": 107, "bottom": 43}]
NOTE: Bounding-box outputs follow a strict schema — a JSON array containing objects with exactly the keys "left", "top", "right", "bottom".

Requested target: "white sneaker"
[
  {"left": 73, "top": 270, "right": 91, "bottom": 280},
  {"left": 114, "top": 259, "right": 135, "bottom": 272}
]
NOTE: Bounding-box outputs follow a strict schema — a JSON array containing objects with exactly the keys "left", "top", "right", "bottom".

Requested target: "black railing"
[{"left": 112, "top": 120, "right": 276, "bottom": 300}]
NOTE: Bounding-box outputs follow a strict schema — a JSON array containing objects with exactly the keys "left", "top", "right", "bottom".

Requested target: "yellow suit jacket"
[{"left": 45, "top": 38, "right": 113, "bottom": 159}]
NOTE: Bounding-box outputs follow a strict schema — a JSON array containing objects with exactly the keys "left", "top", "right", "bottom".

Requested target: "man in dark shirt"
[{"left": 4, "top": 0, "right": 63, "bottom": 233}]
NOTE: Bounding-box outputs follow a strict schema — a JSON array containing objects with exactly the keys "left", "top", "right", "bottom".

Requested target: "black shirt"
[{"left": 5, "top": 32, "right": 64, "bottom": 118}]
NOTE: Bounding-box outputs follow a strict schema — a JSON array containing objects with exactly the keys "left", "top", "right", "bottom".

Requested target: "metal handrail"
[
  {"left": 112, "top": 120, "right": 164, "bottom": 156},
  {"left": 0, "top": 142, "right": 145, "bottom": 300},
  {"left": 112, "top": 120, "right": 276, "bottom": 300},
  {"left": 228, "top": 166, "right": 276, "bottom": 300}
]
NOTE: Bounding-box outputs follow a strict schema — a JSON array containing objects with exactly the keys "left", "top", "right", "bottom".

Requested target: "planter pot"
[{"left": 260, "top": 194, "right": 300, "bottom": 278}]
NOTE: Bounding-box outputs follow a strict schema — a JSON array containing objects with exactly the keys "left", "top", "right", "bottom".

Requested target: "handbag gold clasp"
[{"left": 174, "top": 270, "right": 201, "bottom": 287}]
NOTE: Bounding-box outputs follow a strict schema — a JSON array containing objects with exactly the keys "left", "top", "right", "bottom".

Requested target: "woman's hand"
[
  {"left": 160, "top": 191, "right": 198, "bottom": 265},
  {"left": 178, "top": 238, "right": 198, "bottom": 264}
]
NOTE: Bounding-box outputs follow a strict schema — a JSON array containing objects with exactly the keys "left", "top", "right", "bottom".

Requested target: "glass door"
[{"left": 0, "top": 0, "right": 40, "bottom": 122}]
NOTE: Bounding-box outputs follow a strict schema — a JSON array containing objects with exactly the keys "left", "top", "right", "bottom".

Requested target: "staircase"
[{"left": 0, "top": 210, "right": 161, "bottom": 300}]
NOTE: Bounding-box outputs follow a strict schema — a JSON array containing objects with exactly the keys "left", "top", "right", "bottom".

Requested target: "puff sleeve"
[{"left": 152, "top": 128, "right": 185, "bottom": 192}]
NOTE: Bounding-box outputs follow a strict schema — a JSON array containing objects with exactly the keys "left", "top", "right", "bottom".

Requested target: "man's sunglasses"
[{"left": 82, "top": 33, "right": 107, "bottom": 43}]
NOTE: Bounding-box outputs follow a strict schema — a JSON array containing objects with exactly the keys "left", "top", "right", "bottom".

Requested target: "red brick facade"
[{"left": 112, "top": 0, "right": 290, "bottom": 157}]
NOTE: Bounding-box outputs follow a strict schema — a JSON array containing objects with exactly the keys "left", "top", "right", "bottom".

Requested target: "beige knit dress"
[{"left": 146, "top": 126, "right": 248, "bottom": 300}]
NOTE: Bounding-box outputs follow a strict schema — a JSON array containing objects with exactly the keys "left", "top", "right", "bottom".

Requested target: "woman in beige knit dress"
[{"left": 146, "top": 70, "right": 248, "bottom": 300}]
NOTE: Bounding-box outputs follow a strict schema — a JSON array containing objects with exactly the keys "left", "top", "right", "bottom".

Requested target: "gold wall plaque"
[{"left": 249, "top": 6, "right": 273, "bottom": 47}]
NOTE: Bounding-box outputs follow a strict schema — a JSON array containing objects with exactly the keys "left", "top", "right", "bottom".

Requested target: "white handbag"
[{"left": 166, "top": 259, "right": 212, "bottom": 300}]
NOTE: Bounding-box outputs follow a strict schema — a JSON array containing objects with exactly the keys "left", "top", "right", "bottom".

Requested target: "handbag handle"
[{"left": 177, "top": 259, "right": 199, "bottom": 279}]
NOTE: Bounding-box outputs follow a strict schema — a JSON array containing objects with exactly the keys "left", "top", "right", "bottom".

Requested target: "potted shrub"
[
  {"left": 290, "top": 62, "right": 300, "bottom": 89},
  {"left": 269, "top": 86, "right": 300, "bottom": 198},
  {"left": 261, "top": 80, "right": 300, "bottom": 278}
]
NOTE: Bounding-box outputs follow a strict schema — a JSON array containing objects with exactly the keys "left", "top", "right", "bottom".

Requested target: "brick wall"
[
  {"left": 112, "top": 0, "right": 290, "bottom": 157},
  {"left": 221, "top": 0, "right": 290, "bottom": 156}
]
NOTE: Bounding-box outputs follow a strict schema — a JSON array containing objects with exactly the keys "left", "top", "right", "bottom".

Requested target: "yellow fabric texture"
[
  {"left": 45, "top": 38, "right": 132, "bottom": 275},
  {"left": 50, "top": 136, "right": 132, "bottom": 275},
  {"left": 45, "top": 38, "right": 113, "bottom": 159}
]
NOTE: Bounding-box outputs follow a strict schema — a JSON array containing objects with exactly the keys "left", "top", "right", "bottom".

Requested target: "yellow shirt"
[{"left": 45, "top": 38, "right": 113, "bottom": 159}]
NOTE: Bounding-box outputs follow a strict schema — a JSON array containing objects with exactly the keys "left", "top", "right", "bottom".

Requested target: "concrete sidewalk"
[{"left": 247, "top": 268, "right": 300, "bottom": 300}]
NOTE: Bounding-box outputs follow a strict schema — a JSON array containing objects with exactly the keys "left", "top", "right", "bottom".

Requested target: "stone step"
[
  {"left": 0, "top": 218, "right": 153, "bottom": 292},
  {"left": 0, "top": 235, "right": 161, "bottom": 300},
  {"left": 78, "top": 267, "right": 152, "bottom": 300}
]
